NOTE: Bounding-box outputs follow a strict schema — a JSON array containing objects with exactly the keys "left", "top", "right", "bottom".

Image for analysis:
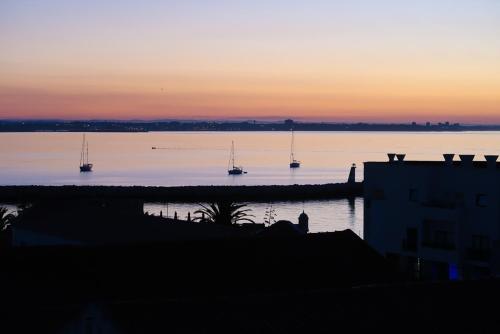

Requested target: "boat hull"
[
  {"left": 80, "top": 164, "right": 93, "bottom": 172},
  {"left": 290, "top": 162, "right": 300, "bottom": 168},
  {"left": 228, "top": 168, "right": 243, "bottom": 175}
]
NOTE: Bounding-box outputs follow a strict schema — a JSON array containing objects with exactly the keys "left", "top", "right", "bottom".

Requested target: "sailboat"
[
  {"left": 289, "top": 130, "right": 301, "bottom": 168},
  {"left": 228, "top": 141, "right": 245, "bottom": 175},
  {"left": 79, "top": 134, "right": 93, "bottom": 172}
]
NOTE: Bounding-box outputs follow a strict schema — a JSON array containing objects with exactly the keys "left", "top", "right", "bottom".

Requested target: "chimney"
[
  {"left": 396, "top": 154, "right": 406, "bottom": 163},
  {"left": 387, "top": 153, "right": 396, "bottom": 162},
  {"left": 443, "top": 154, "right": 455, "bottom": 166},
  {"left": 459, "top": 154, "right": 474, "bottom": 167},
  {"left": 485, "top": 155, "right": 498, "bottom": 169}
]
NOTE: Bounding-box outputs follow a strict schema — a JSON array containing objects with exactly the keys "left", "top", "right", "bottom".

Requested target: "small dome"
[
  {"left": 275, "top": 220, "right": 294, "bottom": 226},
  {"left": 299, "top": 210, "right": 308, "bottom": 220}
]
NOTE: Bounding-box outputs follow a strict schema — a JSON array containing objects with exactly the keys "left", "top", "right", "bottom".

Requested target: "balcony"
[
  {"left": 421, "top": 200, "right": 456, "bottom": 210},
  {"left": 401, "top": 239, "right": 418, "bottom": 252},
  {"left": 422, "top": 240, "right": 455, "bottom": 251},
  {"left": 466, "top": 248, "right": 491, "bottom": 262}
]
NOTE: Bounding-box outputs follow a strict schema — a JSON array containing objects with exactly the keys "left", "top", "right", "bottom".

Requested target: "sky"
[{"left": 1, "top": 0, "right": 499, "bottom": 123}]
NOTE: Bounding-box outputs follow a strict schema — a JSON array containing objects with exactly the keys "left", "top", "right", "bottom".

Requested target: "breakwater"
[{"left": 0, "top": 182, "right": 362, "bottom": 203}]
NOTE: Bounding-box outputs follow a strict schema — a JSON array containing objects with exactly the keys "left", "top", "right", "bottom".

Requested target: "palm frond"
[{"left": 193, "top": 201, "right": 254, "bottom": 226}]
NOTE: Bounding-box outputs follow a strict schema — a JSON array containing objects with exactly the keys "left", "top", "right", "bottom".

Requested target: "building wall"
[{"left": 364, "top": 158, "right": 500, "bottom": 280}]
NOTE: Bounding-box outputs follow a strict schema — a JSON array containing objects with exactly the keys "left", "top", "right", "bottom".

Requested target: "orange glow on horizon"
[
  {"left": 1, "top": 1, "right": 499, "bottom": 123},
  {"left": 2, "top": 69, "right": 500, "bottom": 123}
]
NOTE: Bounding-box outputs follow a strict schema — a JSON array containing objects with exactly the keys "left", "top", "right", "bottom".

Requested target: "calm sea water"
[
  {"left": 144, "top": 198, "right": 363, "bottom": 235},
  {"left": 2, "top": 131, "right": 499, "bottom": 186},
  {"left": 1, "top": 199, "right": 363, "bottom": 235},
  {"left": 2, "top": 131, "right": 499, "bottom": 235}
]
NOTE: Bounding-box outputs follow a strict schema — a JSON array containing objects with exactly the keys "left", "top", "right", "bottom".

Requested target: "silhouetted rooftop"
[
  {"left": 0, "top": 230, "right": 395, "bottom": 303},
  {"left": 12, "top": 199, "right": 250, "bottom": 245},
  {"left": 365, "top": 160, "right": 500, "bottom": 168}
]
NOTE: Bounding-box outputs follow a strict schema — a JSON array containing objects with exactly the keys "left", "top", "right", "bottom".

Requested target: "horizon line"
[{"left": 0, "top": 118, "right": 497, "bottom": 127}]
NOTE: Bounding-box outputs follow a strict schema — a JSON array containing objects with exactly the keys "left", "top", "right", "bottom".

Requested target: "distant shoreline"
[{"left": 2, "top": 120, "right": 500, "bottom": 132}]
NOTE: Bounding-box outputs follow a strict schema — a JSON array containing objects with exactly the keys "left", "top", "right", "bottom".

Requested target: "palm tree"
[
  {"left": 0, "top": 207, "right": 15, "bottom": 232},
  {"left": 194, "top": 201, "right": 255, "bottom": 226}
]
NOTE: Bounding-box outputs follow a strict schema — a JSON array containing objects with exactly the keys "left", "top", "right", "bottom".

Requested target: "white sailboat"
[
  {"left": 228, "top": 141, "right": 245, "bottom": 175},
  {"left": 289, "top": 130, "right": 300, "bottom": 168},
  {"left": 79, "top": 134, "right": 93, "bottom": 172}
]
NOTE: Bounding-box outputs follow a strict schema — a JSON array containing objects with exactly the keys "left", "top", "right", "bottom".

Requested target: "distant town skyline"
[{"left": 1, "top": 0, "right": 499, "bottom": 123}]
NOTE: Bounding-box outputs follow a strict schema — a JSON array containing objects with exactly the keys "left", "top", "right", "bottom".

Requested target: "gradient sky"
[{"left": 1, "top": 0, "right": 500, "bottom": 122}]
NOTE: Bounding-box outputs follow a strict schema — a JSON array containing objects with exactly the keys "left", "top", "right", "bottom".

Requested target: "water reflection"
[
  {"left": 0, "top": 198, "right": 363, "bottom": 237},
  {"left": 3, "top": 131, "right": 500, "bottom": 186},
  {"left": 348, "top": 197, "right": 356, "bottom": 221},
  {"left": 144, "top": 198, "right": 364, "bottom": 236}
]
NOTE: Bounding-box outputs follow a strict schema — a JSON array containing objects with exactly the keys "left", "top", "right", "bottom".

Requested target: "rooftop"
[
  {"left": 365, "top": 153, "right": 500, "bottom": 169},
  {"left": 365, "top": 161, "right": 499, "bottom": 168}
]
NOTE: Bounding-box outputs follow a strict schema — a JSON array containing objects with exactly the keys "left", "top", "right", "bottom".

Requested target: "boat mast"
[
  {"left": 228, "top": 141, "right": 233, "bottom": 170},
  {"left": 80, "top": 134, "right": 85, "bottom": 166},
  {"left": 86, "top": 142, "right": 89, "bottom": 164},
  {"left": 290, "top": 130, "right": 295, "bottom": 163},
  {"left": 231, "top": 141, "right": 235, "bottom": 169}
]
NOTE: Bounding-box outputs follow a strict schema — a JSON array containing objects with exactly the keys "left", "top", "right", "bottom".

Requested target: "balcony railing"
[
  {"left": 466, "top": 248, "right": 491, "bottom": 262},
  {"left": 421, "top": 240, "right": 455, "bottom": 250},
  {"left": 421, "top": 200, "right": 457, "bottom": 209},
  {"left": 401, "top": 239, "right": 418, "bottom": 252}
]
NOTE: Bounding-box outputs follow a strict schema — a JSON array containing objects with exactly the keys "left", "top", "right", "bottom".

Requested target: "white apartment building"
[{"left": 364, "top": 153, "right": 500, "bottom": 280}]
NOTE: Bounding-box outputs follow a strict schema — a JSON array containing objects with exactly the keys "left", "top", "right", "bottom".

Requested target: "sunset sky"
[{"left": 1, "top": 0, "right": 499, "bottom": 123}]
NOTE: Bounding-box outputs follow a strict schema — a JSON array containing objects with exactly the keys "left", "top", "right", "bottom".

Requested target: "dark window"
[
  {"left": 409, "top": 188, "right": 419, "bottom": 202},
  {"left": 422, "top": 222, "right": 455, "bottom": 250},
  {"left": 403, "top": 228, "right": 418, "bottom": 251},
  {"left": 472, "top": 235, "right": 489, "bottom": 251},
  {"left": 468, "top": 235, "right": 491, "bottom": 261},
  {"left": 407, "top": 228, "right": 417, "bottom": 244},
  {"left": 372, "top": 189, "right": 385, "bottom": 200},
  {"left": 435, "top": 230, "right": 448, "bottom": 245},
  {"left": 476, "top": 194, "right": 487, "bottom": 207}
]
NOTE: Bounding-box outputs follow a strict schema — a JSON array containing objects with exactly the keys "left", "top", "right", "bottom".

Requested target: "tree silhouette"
[{"left": 194, "top": 201, "right": 255, "bottom": 226}]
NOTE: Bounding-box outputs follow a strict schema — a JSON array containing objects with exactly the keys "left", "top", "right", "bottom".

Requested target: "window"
[
  {"left": 476, "top": 194, "right": 488, "bottom": 207},
  {"left": 372, "top": 189, "right": 385, "bottom": 200},
  {"left": 435, "top": 230, "right": 449, "bottom": 245},
  {"left": 422, "top": 222, "right": 455, "bottom": 250},
  {"left": 454, "top": 192, "right": 465, "bottom": 207},
  {"left": 472, "top": 235, "right": 489, "bottom": 251},
  {"left": 469, "top": 235, "right": 490, "bottom": 261},
  {"left": 403, "top": 228, "right": 418, "bottom": 251},
  {"left": 409, "top": 188, "right": 419, "bottom": 202}
]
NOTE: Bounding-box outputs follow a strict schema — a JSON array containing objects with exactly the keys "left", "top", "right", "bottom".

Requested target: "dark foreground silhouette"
[
  {"left": 1, "top": 234, "right": 499, "bottom": 333},
  {"left": 0, "top": 230, "right": 398, "bottom": 332},
  {"left": 1, "top": 197, "right": 500, "bottom": 332}
]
